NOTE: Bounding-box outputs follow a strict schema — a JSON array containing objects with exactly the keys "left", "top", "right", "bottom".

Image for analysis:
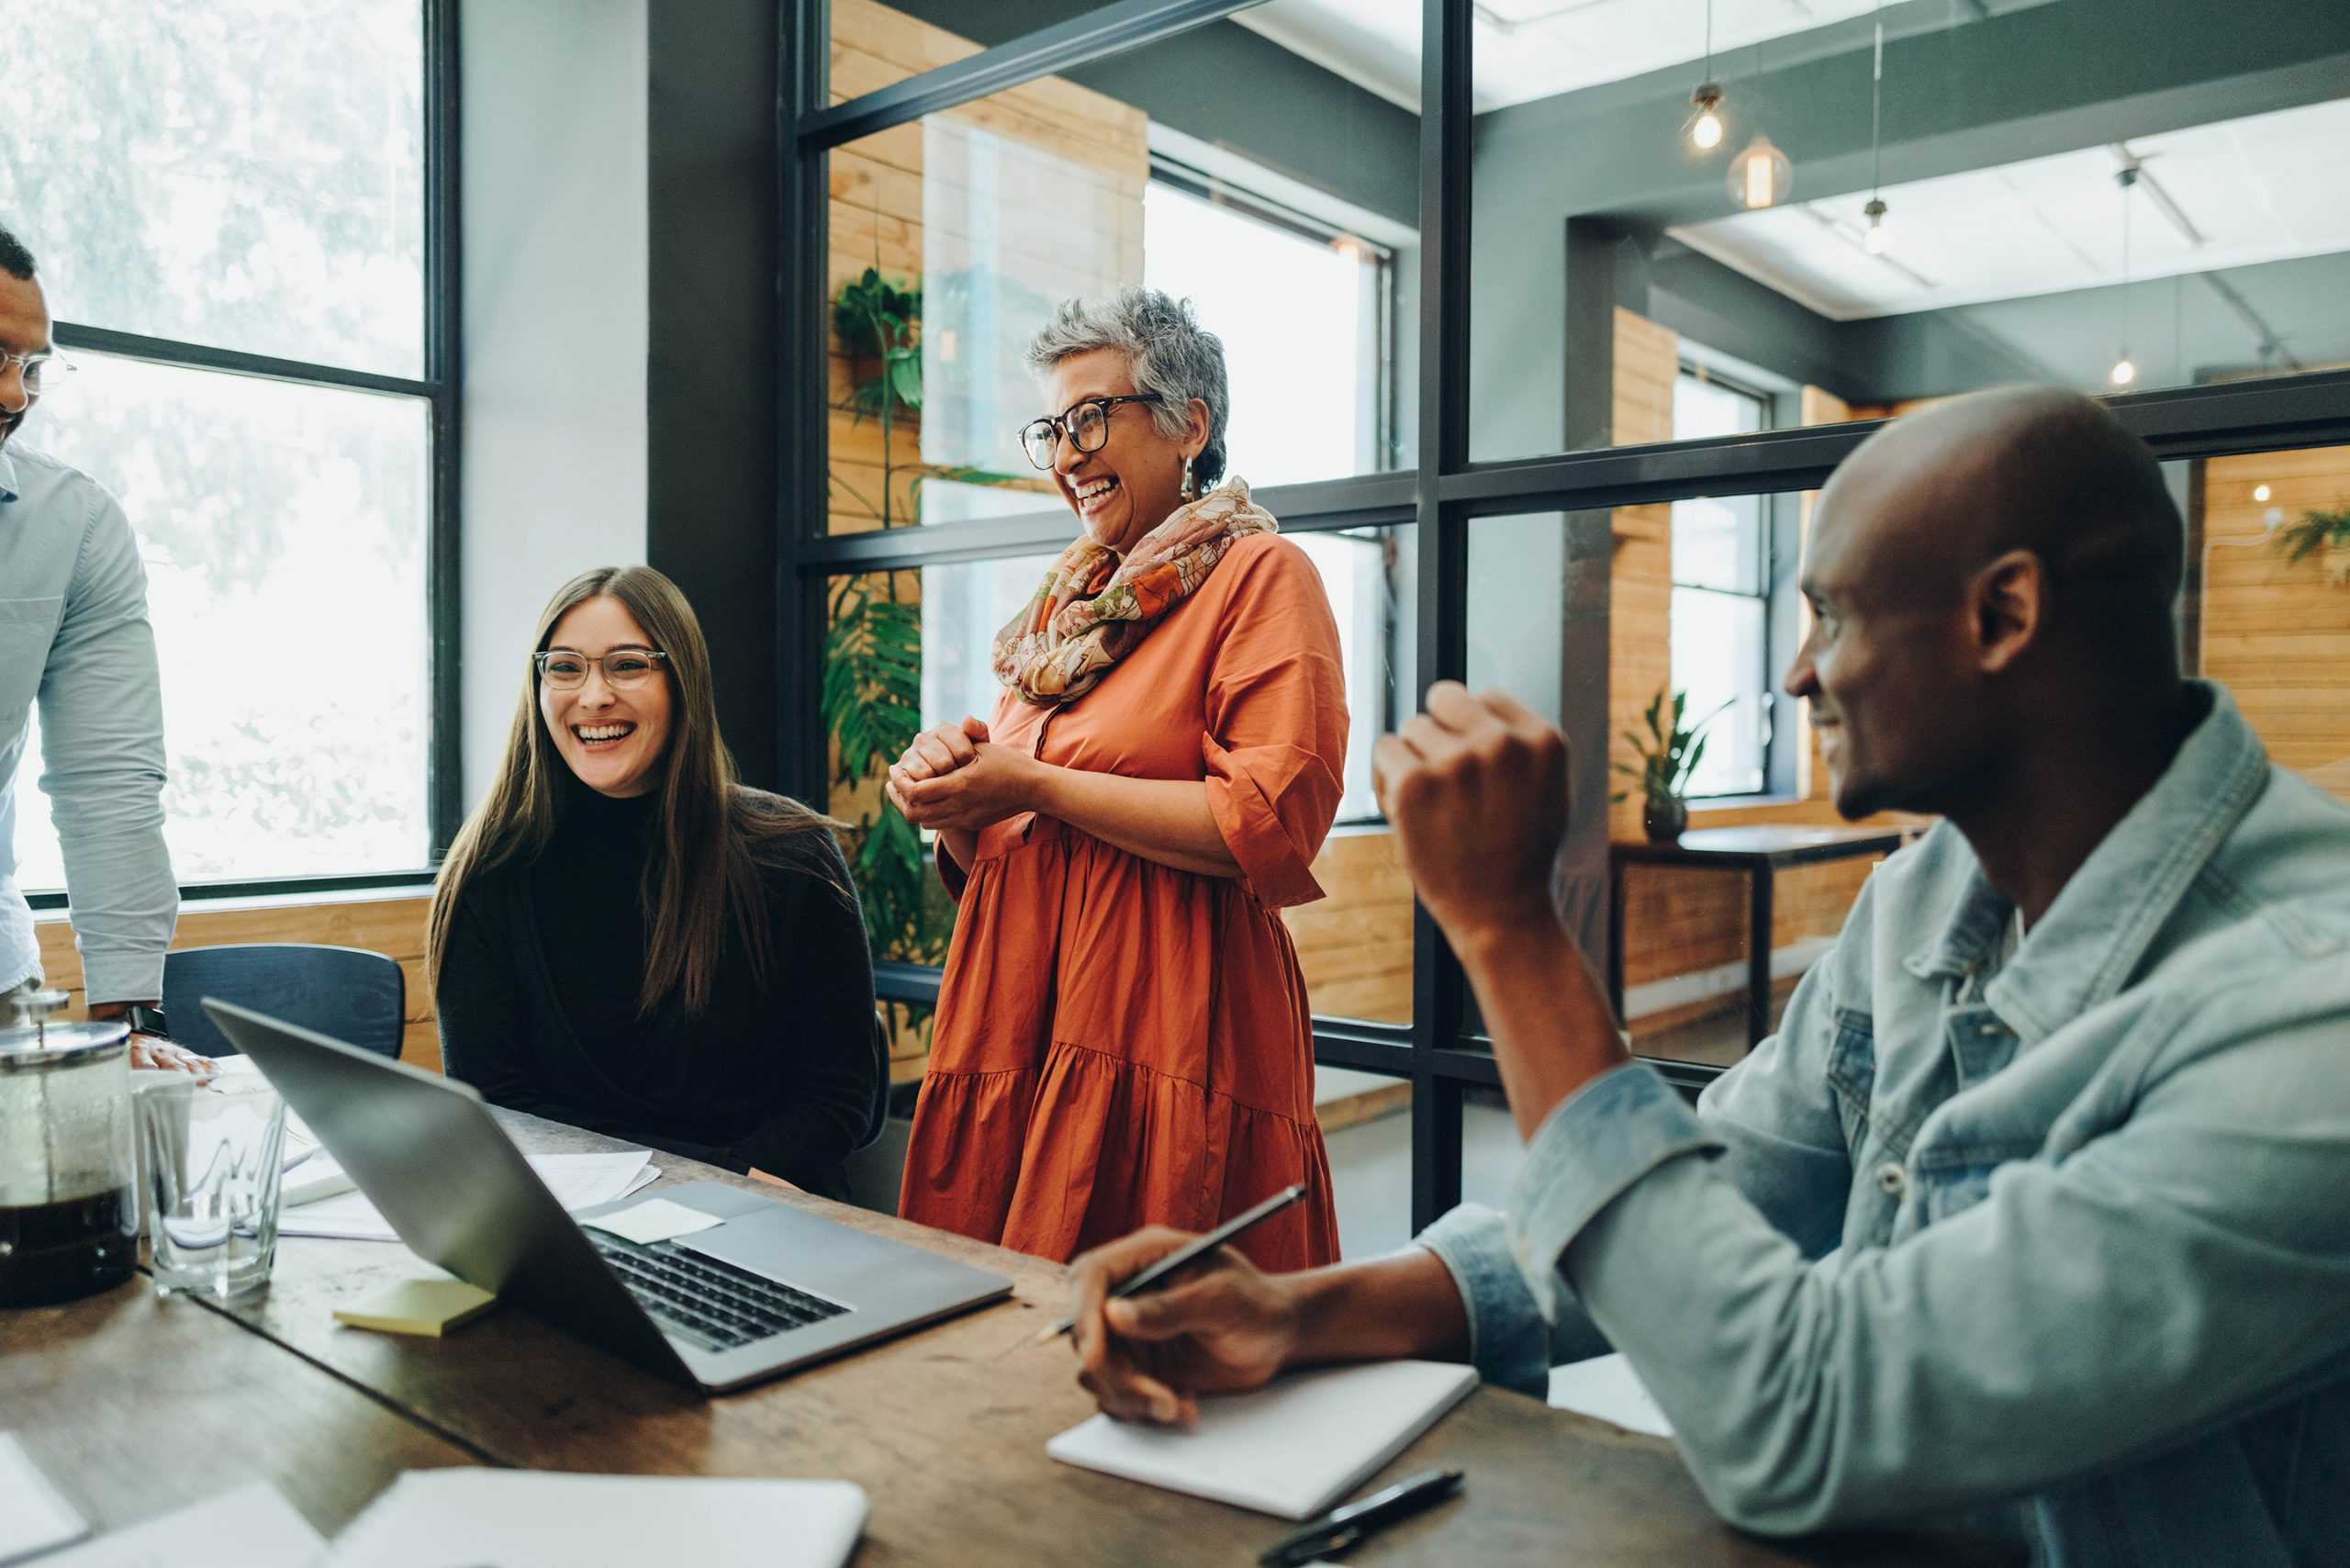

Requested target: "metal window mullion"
[
  {"left": 796, "top": 0, "right": 1265, "bottom": 151},
  {"left": 424, "top": 0, "right": 463, "bottom": 859},
  {"left": 779, "top": 0, "right": 833, "bottom": 809},
  {"left": 49, "top": 323, "right": 439, "bottom": 400},
  {"left": 1409, "top": 0, "right": 1473, "bottom": 1238},
  {"left": 796, "top": 471, "right": 1422, "bottom": 573}
]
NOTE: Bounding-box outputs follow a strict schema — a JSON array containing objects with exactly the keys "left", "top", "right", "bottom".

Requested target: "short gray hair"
[{"left": 1024, "top": 287, "right": 1230, "bottom": 487}]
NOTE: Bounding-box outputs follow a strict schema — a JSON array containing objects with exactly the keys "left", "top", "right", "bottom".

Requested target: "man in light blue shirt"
[
  {"left": 1066, "top": 388, "right": 2350, "bottom": 1563},
  {"left": 0, "top": 224, "right": 196, "bottom": 1070}
]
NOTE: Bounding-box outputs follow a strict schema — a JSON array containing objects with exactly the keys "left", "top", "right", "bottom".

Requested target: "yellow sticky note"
[{"left": 333, "top": 1279, "right": 498, "bottom": 1338}]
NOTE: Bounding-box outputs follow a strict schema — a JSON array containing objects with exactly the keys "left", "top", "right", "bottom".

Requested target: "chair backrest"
[
  {"left": 163, "top": 944, "right": 408, "bottom": 1060},
  {"left": 858, "top": 1009, "right": 892, "bottom": 1152}
]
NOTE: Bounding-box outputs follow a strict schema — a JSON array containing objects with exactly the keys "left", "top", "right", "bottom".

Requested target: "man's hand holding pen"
[{"left": 1064, "top": 1227, "right": 1303, "bottom": 1428}]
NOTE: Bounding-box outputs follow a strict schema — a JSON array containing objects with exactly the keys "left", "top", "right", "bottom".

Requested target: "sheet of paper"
[
  {"left": 281, "top": 1151, "right": 655, "bottom": 1241},
  {"left": 1548, "top": 1353, "right": 1674, "bottom": 1439},
  {"left": 1046, "top": 1360, "right": 1478, "bottom": 1519},
  {"left": 325, "top": 1471, "right": 867, "bottom": 1568},
  {"left": 0, "top": 1431, "right": 89, "bottom": 1564},
  {"left": 583, "top": 1196, "right": 724, "bottom": 1246},
  {"left": 35, "top": 1480, "right": 324, "bottom": 1568}
]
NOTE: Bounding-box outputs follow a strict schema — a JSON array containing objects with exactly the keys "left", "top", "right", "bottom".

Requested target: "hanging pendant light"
[
  {"left": 1728, "top": 135, "right": 1792, "bottom": 209},
  {"left": 1684, "top": 0, "right": 1724, "bottom": 151},
  {"left": 1689, "top": 83, "right": 1725, "bottom": 150},
  {"left": 2110, "top": 166, "right": 2139, "bottom": 386},
  {"left": 1860, "top": 6, "right": 1890, "bottom": 252}
]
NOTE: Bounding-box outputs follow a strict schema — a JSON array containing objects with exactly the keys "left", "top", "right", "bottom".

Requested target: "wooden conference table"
[{"left": 6, "top": 1111, "right": 2018, "bottom": 1566}]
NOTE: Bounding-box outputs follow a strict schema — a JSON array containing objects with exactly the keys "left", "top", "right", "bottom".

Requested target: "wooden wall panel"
[
  {"left": 1284, "top": 831, "right": 1414, "bottom": 1025},
  {"left": 35, "top": 896, "right": 440, "bottom": 1072},
  {"left": 2199, "top": 448, "right": 2350, "bottom": 794}
]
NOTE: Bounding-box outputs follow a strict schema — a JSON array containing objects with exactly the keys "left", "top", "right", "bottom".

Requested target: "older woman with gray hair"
[{"left": 887, "top": 286, "right": 1346, "bottom": 1271}]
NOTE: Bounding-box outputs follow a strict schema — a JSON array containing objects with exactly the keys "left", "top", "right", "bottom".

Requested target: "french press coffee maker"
[{"left": 0, "top": 980, "right": 137, "bottom": 1305}]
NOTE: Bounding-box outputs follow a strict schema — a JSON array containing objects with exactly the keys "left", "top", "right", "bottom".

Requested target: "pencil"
[{"left": 1035, "top": 1183, "right": 1308, "bottom": 1343}]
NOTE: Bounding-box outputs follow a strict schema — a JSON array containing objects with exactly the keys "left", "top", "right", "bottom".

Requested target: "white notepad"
[
  {"left": 36, "top": 1481, "right": 323, "bottom": 1568},
  {"left": 1046, "top": 1360, "right": 1478, "bottom": 1519},
  {"left": 324, "top": 1471, "right": 868, "bottom": 1568}
]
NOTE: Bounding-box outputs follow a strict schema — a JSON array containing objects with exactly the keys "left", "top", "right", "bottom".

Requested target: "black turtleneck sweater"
[{"left": 435, "top": 777, "right": 879, "bottom": 1197}]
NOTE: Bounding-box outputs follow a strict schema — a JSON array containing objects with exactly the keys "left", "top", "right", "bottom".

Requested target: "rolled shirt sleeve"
[
  {"left": 40, "top": 488, "right": 175, "bottom": 1002},
  {"left": 1199, "top": 538, "right": 1347, "bottom": 910}
]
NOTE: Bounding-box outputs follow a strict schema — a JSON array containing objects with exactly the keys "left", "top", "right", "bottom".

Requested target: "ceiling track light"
[
  {"left": 1861, "top": 6, "right": 1890, "bottom": 252},
  {"left": 2111, "top": 166, "right": 2138, "bottom": 387}
]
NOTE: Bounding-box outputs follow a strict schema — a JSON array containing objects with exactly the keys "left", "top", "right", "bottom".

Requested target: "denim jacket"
[{"left": 1419, "top": 683, "right": 2350, "bottom": 1566}]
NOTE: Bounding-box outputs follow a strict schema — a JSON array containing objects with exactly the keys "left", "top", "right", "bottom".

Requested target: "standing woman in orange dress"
[{"left": 887, "top": 287, "right": 1345, "bottom": 1271}]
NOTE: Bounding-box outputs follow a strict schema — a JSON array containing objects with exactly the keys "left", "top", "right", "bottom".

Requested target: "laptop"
[{"left": 204, "top": 999, "right": 1013, "bottom": 1394}]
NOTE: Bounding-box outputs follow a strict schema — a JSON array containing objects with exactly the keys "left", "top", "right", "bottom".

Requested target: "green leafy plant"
[
  {"left": 2273, "top": 505, "right": 2350, "bottom": 585},
  {"left": 1610, "top": 689, "right": 1731, "bottom": 808},
  {"left": 821, "top": 577, "right": 940, "bottom": 962},
  {"left": 834, "top": 268, "right": 923, "bottom": 420}
]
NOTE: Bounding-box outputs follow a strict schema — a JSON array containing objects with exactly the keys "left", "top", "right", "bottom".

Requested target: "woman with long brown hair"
[{"left": 429, "top": 566, "right": 880, "bottom": 1196}]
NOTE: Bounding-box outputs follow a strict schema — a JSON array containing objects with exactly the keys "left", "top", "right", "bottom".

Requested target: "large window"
[{"left": 1, "top": 0, "right": 450, "bottom": 892}]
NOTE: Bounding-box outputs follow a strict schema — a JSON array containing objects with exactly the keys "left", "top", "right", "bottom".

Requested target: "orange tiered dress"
[{"left": 899, "top": 532, "right": 1347, "bottom": 1271}]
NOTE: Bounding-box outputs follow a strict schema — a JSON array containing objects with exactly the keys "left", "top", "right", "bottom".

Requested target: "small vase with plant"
[{"left": 1613, "top": 688, "right": 1729, "bottom": 844}]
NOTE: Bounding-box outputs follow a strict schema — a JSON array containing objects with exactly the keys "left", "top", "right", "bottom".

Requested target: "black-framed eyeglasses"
[
  {"left": 1, "top": 348, "right": 73, "bottom": 396},
  {"left": 533, "top": 647, "right": 670, "bottom": 690},
  {"left": 1018, "top": 393, "right": 1162, "bottom": 471}
]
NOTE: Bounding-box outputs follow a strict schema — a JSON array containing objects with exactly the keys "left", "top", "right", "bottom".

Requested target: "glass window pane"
[
  {"left": 11, "top": 354, "right": 431, "bottom": 889},
  {"left": 1669, "top": 494, "right": 1762, "bottom": 593},
  {"left": 1144, "top": 181, "right": 1386, "bottom": 488},
  {"left": 1467, "top": 2, "right": 2350, "bottom": 461},
  {"left": 1671, "top": 587, "right": 1767, "bottom": 797},
  {"left": 1467, "top": 497, "right": 1861, "bottom": 1070},
  {"left": 2, "top": 1, "right": 427, "bottom": 375},
  {"left": 823, "top": 0, "right": 1416, "bottom": 532}
]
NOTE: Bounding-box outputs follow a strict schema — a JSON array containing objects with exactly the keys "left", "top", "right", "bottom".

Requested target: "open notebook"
[{"left": 1046, "top": 1360, "right": 1478, "bottom": 1519}]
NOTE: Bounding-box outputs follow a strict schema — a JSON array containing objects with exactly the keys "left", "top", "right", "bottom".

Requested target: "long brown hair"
[{"left": 427, "top": 566, "right": 845, "bottom": 1017}]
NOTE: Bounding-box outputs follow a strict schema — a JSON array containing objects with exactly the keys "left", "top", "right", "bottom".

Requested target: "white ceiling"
[
  {"left": 1239, "top": 0, "right": 1950, "bottom": 114},
  {"left": 1669, "top": 96, "right": 2350, "bottom": 320}
]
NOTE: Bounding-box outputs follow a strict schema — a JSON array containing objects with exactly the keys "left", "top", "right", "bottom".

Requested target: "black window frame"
[
  {"left": 779, "top": 0, "right": 2350, "bottom": 1232},
  {"left": 26, "top": 0, "right": 462, "bottom": 913}
]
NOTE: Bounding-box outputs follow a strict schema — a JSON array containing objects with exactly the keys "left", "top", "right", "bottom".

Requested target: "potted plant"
[
  {"left": 1613, "top": 689, "right": 1729, "bottom": 844},
  {"left": 2274, "top": 504, "right": 2350, "bottom": 587}
]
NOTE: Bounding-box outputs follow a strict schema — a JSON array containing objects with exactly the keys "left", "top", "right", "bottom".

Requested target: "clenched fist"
[{"left": 1371, "top": 682, "right": 1569, "bottom": 952}]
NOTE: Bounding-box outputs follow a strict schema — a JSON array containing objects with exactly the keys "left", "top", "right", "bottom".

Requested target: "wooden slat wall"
[
  {"left": 1607, "top": 307, "right": 1681, "bottom": 844},
  {"left": 1284, "top": 831, "right": 1414, "bottom": 1025},
  {"left": 2199, "top": 447, "right": 2350, "bottom": 796},
  {"left": 34, "top": 897, "right": 441, "bottom": 1072}
]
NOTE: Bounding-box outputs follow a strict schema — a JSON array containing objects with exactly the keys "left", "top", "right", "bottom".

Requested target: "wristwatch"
[{"left": 126, "top": 1002, "right": 171, "bottom": 1040}]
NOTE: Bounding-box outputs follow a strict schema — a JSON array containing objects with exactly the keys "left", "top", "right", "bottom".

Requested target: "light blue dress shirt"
[
  {"left": 0, "top": 442, "right": 175, "bottom": 1003},
  {"left": 1418, "top": 682, "right": 2350, "bottom": 1565}
]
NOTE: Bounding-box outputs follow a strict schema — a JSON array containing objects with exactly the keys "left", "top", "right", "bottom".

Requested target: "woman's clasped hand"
[{"left": 885, "top": 716, "right": 1037, "bottom": 834}]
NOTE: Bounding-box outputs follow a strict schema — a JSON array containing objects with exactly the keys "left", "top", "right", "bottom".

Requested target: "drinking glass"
[{"left": 137, "top": 1076, "right": 288, "bottom": 1300}]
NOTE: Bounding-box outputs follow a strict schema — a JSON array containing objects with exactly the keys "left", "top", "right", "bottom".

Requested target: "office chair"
[{"left": 162, "top": 943, "right": 408, "bottom": 1060}]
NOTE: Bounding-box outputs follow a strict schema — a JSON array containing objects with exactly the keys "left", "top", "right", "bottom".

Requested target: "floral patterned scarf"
[{"left": 991, "top": 477, "right": 1277, "bottom": 706}]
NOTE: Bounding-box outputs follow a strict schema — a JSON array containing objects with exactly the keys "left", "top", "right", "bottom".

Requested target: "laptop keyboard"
[{"left": 588, "top": 1232, "right": 851, "bottom": 1353}]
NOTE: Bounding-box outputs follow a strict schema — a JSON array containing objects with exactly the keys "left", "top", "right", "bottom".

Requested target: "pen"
[
  {"left": 1258, "top": 1468, "right": 1463, "bottom": 1566},
  {"left": 1037, "top": 1182, "right": 1307, "bottom": 1343}
]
